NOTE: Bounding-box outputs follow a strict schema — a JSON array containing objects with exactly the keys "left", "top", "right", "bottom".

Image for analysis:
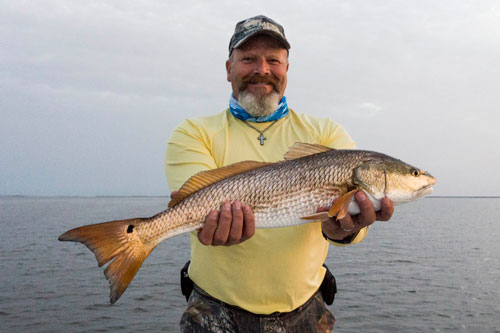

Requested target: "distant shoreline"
[
  {"left": 0, "top": 195, "right": 170, "bottom": 199},
  {"left": 1, "top": 195, "right": 499, "bottom": 199},
  {"left": 428, "top": 196, "right": 500, "bottom": 199}
]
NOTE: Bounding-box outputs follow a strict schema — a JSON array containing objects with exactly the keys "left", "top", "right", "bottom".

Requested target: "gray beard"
[{"left": 238, "top": 90, "right": 280, "bottom": 118}]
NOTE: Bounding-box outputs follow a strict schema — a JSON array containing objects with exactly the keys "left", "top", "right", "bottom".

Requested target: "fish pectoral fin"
[
  {"left": 300, "top": 212, "right": 330, "bottom": 221},
  {"left": 58, "top": 217, "right": 155, "bottom": 304},
  {"left": 283, "top": 142, "right": 334, "bottom": 160},
  {"left": 328, "top": 189, "right": 358, "bottom": 219}
]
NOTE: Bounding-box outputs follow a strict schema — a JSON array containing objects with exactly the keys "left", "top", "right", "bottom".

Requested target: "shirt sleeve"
[
  {"left": 319, "top": 119, "right": 368, "bottom": 246},
  {"left": 165, "top": 119, "right": 218, "bottom": 192},
  {"left": 321, "top": 120, "right": 356, "bottom": 149},
  {"left": 326, "top": 227, "right": 368, "bottom": 247}
]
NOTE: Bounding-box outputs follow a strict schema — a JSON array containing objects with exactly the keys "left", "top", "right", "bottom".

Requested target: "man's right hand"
[
  {"left": 170, "top": 191, "right": 255, "bottom": 246},
  {"left": 199, "top": 200, "right": 255, "bottom": 246}
]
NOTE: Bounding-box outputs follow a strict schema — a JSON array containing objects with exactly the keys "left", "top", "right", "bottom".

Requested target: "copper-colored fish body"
[{"left": 59, "top": 143, "right": 436, "bottom": 303}]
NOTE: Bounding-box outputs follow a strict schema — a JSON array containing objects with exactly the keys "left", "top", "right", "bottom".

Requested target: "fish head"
[{"left": 353, "top": 158, "right": 436, "bottom": 204}]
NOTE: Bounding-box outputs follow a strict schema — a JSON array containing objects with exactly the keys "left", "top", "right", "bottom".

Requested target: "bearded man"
[{"left": 165, "top": 15, "right": 394, "bottom": 332}]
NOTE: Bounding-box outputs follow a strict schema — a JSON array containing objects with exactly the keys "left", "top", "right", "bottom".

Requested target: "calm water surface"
[{"left": 1, "top": 197, "right": 499, "bottom": 332}]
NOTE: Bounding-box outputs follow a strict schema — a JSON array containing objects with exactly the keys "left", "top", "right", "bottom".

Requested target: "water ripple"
[{"left": 2, "top": 197, "right": 499, "bottom": 332}]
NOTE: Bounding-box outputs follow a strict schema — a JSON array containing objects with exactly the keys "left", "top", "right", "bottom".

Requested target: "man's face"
[{"left": 226, "top": 34, "right": 289, "bottom": 100}]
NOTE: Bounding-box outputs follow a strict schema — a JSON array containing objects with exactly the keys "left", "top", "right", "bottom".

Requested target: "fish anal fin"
[
  {"left": 58, "top": 217, "right": 155, "bottom": 304},
  {"left": 328, "top": 189, "right": 357, "bottom": 219},
  {"left": 168, "top": 161, "right": 271, "bottom": 208},
  {"left": 284, "top": 142, "right": 334, "bottom": 160},
  {"left": 300, "top": 212, "right": 330, "bottom": 221}
]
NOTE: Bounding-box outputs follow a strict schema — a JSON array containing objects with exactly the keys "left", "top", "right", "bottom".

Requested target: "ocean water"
[{"left": 0, "top": 196, "right": 499, "bottom": 332}]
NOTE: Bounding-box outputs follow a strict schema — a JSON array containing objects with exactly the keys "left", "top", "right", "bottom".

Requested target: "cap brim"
[{"left": 233, "top": 30, "right": 290, "bottom": 51}]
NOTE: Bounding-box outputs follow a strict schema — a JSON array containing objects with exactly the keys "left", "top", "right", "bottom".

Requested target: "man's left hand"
[{"left": 321, "top": 191, "right": 394, "bottom": 241}]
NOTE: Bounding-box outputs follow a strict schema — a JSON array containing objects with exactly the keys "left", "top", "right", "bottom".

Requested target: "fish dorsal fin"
[
  {"left": 168, "top": 160, "right": 271, "bottom": 208},
  {"left": 284, "top": 142, "right": 334, "bottom": 160}
]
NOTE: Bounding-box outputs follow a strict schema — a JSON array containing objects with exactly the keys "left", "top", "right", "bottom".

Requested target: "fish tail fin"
[{"left": 58, "top": 217, "right": 156, "bottom": 304}]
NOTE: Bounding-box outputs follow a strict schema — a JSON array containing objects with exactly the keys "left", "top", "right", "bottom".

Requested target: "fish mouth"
[
  {"left": 415, "top": 175, "right": 436, "bottom": 198},
  {"left": 416, "top": 185, "right": 434, "bottom": 198}
]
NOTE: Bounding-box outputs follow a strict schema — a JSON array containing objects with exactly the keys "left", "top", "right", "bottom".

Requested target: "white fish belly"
[
  {"left": 253, "top": 188, "right": 338, "bottom": 228},
  {"left": 346, "top": 192, "right": 381, "bottom": 215}
]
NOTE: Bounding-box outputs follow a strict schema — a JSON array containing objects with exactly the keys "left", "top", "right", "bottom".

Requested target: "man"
[{"left": 166, "top": 15, "right": 394, "bottom": 332}]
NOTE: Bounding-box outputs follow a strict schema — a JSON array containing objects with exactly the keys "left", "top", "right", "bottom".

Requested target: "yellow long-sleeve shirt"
[{"left": 165, "top": 109, "right": 367, "bottom": 314}]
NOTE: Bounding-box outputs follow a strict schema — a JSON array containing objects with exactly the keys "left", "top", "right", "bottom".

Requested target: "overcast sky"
[{"left": 1, "top": 0, "right": 499, "bottom": 196}]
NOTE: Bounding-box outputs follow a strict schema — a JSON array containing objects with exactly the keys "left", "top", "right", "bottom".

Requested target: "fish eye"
[{"left": 411, "top": 169, "right": 421, "bottom": 177}]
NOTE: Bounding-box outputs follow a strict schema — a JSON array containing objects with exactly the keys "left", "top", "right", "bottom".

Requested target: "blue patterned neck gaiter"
[{"left": 229, "top": 94, "right": 289, "bottom": 123}]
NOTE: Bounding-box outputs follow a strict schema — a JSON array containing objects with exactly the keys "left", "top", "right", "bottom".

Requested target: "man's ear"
[{"left": 226, "top": 60, "right": 231, "bottom": 82}]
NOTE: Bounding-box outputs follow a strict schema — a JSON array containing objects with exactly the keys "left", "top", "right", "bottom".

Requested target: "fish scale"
[
  {"left": 160, "top": 156, "right": 346, "bottom": 235},
  {"left": 58, "top": 143, "right": 436, "bottom": 304}
]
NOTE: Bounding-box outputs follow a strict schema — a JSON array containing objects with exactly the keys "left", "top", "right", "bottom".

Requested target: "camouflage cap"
[{"left": 229, "top": 15, "right": 290, "bottom": 55}]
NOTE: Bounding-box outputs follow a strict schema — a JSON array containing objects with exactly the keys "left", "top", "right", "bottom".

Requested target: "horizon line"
[{"left": 1, "top": 195, "right": 499, "bottom": 199}]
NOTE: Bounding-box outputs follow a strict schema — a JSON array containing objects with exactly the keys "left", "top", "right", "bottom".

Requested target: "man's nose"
[{"left": 252, "top": 58, "right": 270, "bottom": 74}]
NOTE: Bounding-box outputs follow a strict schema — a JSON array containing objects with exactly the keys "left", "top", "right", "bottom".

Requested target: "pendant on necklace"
[
  {"left": 242, "top": 119, "right": 278, "bottom": 147},
  {"left": 258, "top": 133, "right": 266, "bottom": 145}
]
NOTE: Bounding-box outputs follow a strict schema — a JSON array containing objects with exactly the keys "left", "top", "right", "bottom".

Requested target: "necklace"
[{"left": 242, "top": 120, "right": 279, "bottom": 145}]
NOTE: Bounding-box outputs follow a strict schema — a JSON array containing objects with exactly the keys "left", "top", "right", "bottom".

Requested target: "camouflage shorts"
[{"left": 179, "top": 286, "right": 335, "bottom": 333}]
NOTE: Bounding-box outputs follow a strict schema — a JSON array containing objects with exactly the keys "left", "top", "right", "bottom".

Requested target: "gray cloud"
[{"left": 1, "top": 0, "right": 499, "bottom": 196}]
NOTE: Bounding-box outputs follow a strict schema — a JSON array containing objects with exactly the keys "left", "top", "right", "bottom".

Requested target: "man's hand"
[
  {"left": 199, "top": 201, "right": 255, "bottom": 246},
  {"left": 321, "top": 191, "right": 394, "bottom": 241},
  {"left": 170, "top": 191, "right": 255, "bottom": 246}
]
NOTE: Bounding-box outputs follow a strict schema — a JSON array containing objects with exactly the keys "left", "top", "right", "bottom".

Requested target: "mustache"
[{"left": 239, "top": 74, "right": 281, "bottom": 93}]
